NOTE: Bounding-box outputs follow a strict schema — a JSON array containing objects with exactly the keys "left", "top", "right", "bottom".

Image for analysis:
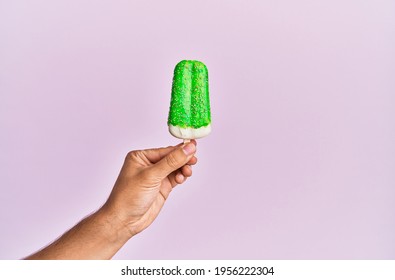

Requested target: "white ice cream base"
[{"left": 169, "top": 124, "right": 211, "bottom": 140}]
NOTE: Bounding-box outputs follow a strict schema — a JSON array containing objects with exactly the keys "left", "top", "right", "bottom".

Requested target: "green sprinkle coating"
[{"left": 168, "top": 60, "right": 211, "bottom": 128}]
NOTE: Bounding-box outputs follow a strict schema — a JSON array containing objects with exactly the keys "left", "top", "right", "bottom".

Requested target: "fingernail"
[
  {"left": 177, "top": 173, "right": 185, "bottom": 183},
  {"left": 182, "top": 143, "right": 196, "bottom": 155}
]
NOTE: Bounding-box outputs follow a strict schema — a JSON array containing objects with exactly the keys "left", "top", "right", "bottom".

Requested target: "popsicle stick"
[{"left": 183, "top": 139, "right": 191, "bottom": 144}]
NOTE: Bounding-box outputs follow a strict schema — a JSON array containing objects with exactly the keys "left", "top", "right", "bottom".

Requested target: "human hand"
[
  {"left": 101, "top": 140, "right": 197, "bottom": 238},
  {"left": 24, "top": 141, "right": 198, "bottom": 260}
]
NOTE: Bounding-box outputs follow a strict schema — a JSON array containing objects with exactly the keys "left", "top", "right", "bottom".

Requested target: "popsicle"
[{"left": 168, "top": 60, "right": 211, "bottom": 140}]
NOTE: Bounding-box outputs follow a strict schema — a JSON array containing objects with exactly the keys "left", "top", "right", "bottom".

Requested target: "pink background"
[{"left": 1, "top": 0, "right": 394, "bottom": 259}]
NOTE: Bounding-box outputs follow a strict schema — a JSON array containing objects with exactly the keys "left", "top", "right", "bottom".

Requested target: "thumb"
[{"left": 151, "top": 142, "right": 196, "bottom": 179}]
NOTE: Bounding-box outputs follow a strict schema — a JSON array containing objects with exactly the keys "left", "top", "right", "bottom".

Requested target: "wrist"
[{"left": 95, "top": 205, "right": 135, "bottom": 244}]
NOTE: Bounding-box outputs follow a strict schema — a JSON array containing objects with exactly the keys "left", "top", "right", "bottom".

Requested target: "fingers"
[
  {"left": 181, "top": 165, "right": 192, "bottom": 177},
  {"left": 175, "top": 172, "right": 185, "bottom": 184},
  {"left": 151, "top": 142, "right": 196, "bottom": 179},
  {"left": 189, "top": 139, "right": 197, "bottom": 146},
  {"left": 187, "top": 156, "right": 197, "bottom": 165},
  {"left": 142, "top": 140, "right": 197, "bottom": 164},
  {"left": 142, "top": 145, "right": 178, "bottom": 164},
  {"left": 173, "top": 165, "right": 192, "bottom": 184}
]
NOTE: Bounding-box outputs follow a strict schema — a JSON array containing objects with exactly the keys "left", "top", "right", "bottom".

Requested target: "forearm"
[
  {"left": 25, "top": 208, "right": 132, "bottom": 260},
  {"left": 24, "top": 142, "right": 196, "bottom": 259}
]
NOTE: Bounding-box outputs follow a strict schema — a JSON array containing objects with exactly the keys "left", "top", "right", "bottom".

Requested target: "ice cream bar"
[{"left": 168, "top": 60, "right": 211, "bottom": 140}]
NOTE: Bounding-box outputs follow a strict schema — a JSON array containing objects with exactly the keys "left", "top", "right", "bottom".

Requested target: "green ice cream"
[{"left": 168, "top": 60, "right": 211, "bottom": 130}]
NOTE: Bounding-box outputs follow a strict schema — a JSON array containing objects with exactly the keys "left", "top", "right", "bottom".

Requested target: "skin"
[{"left": 25, "top": 140, "right": 197, "bottom": 260}]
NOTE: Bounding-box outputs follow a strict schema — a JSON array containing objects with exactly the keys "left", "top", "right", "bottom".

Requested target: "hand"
[
  {"left": 102, "top": 140, "right": 197, "bottom": 237},
  {"left": 25, "top": 141, "right": 197, "bottom": 259}
]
